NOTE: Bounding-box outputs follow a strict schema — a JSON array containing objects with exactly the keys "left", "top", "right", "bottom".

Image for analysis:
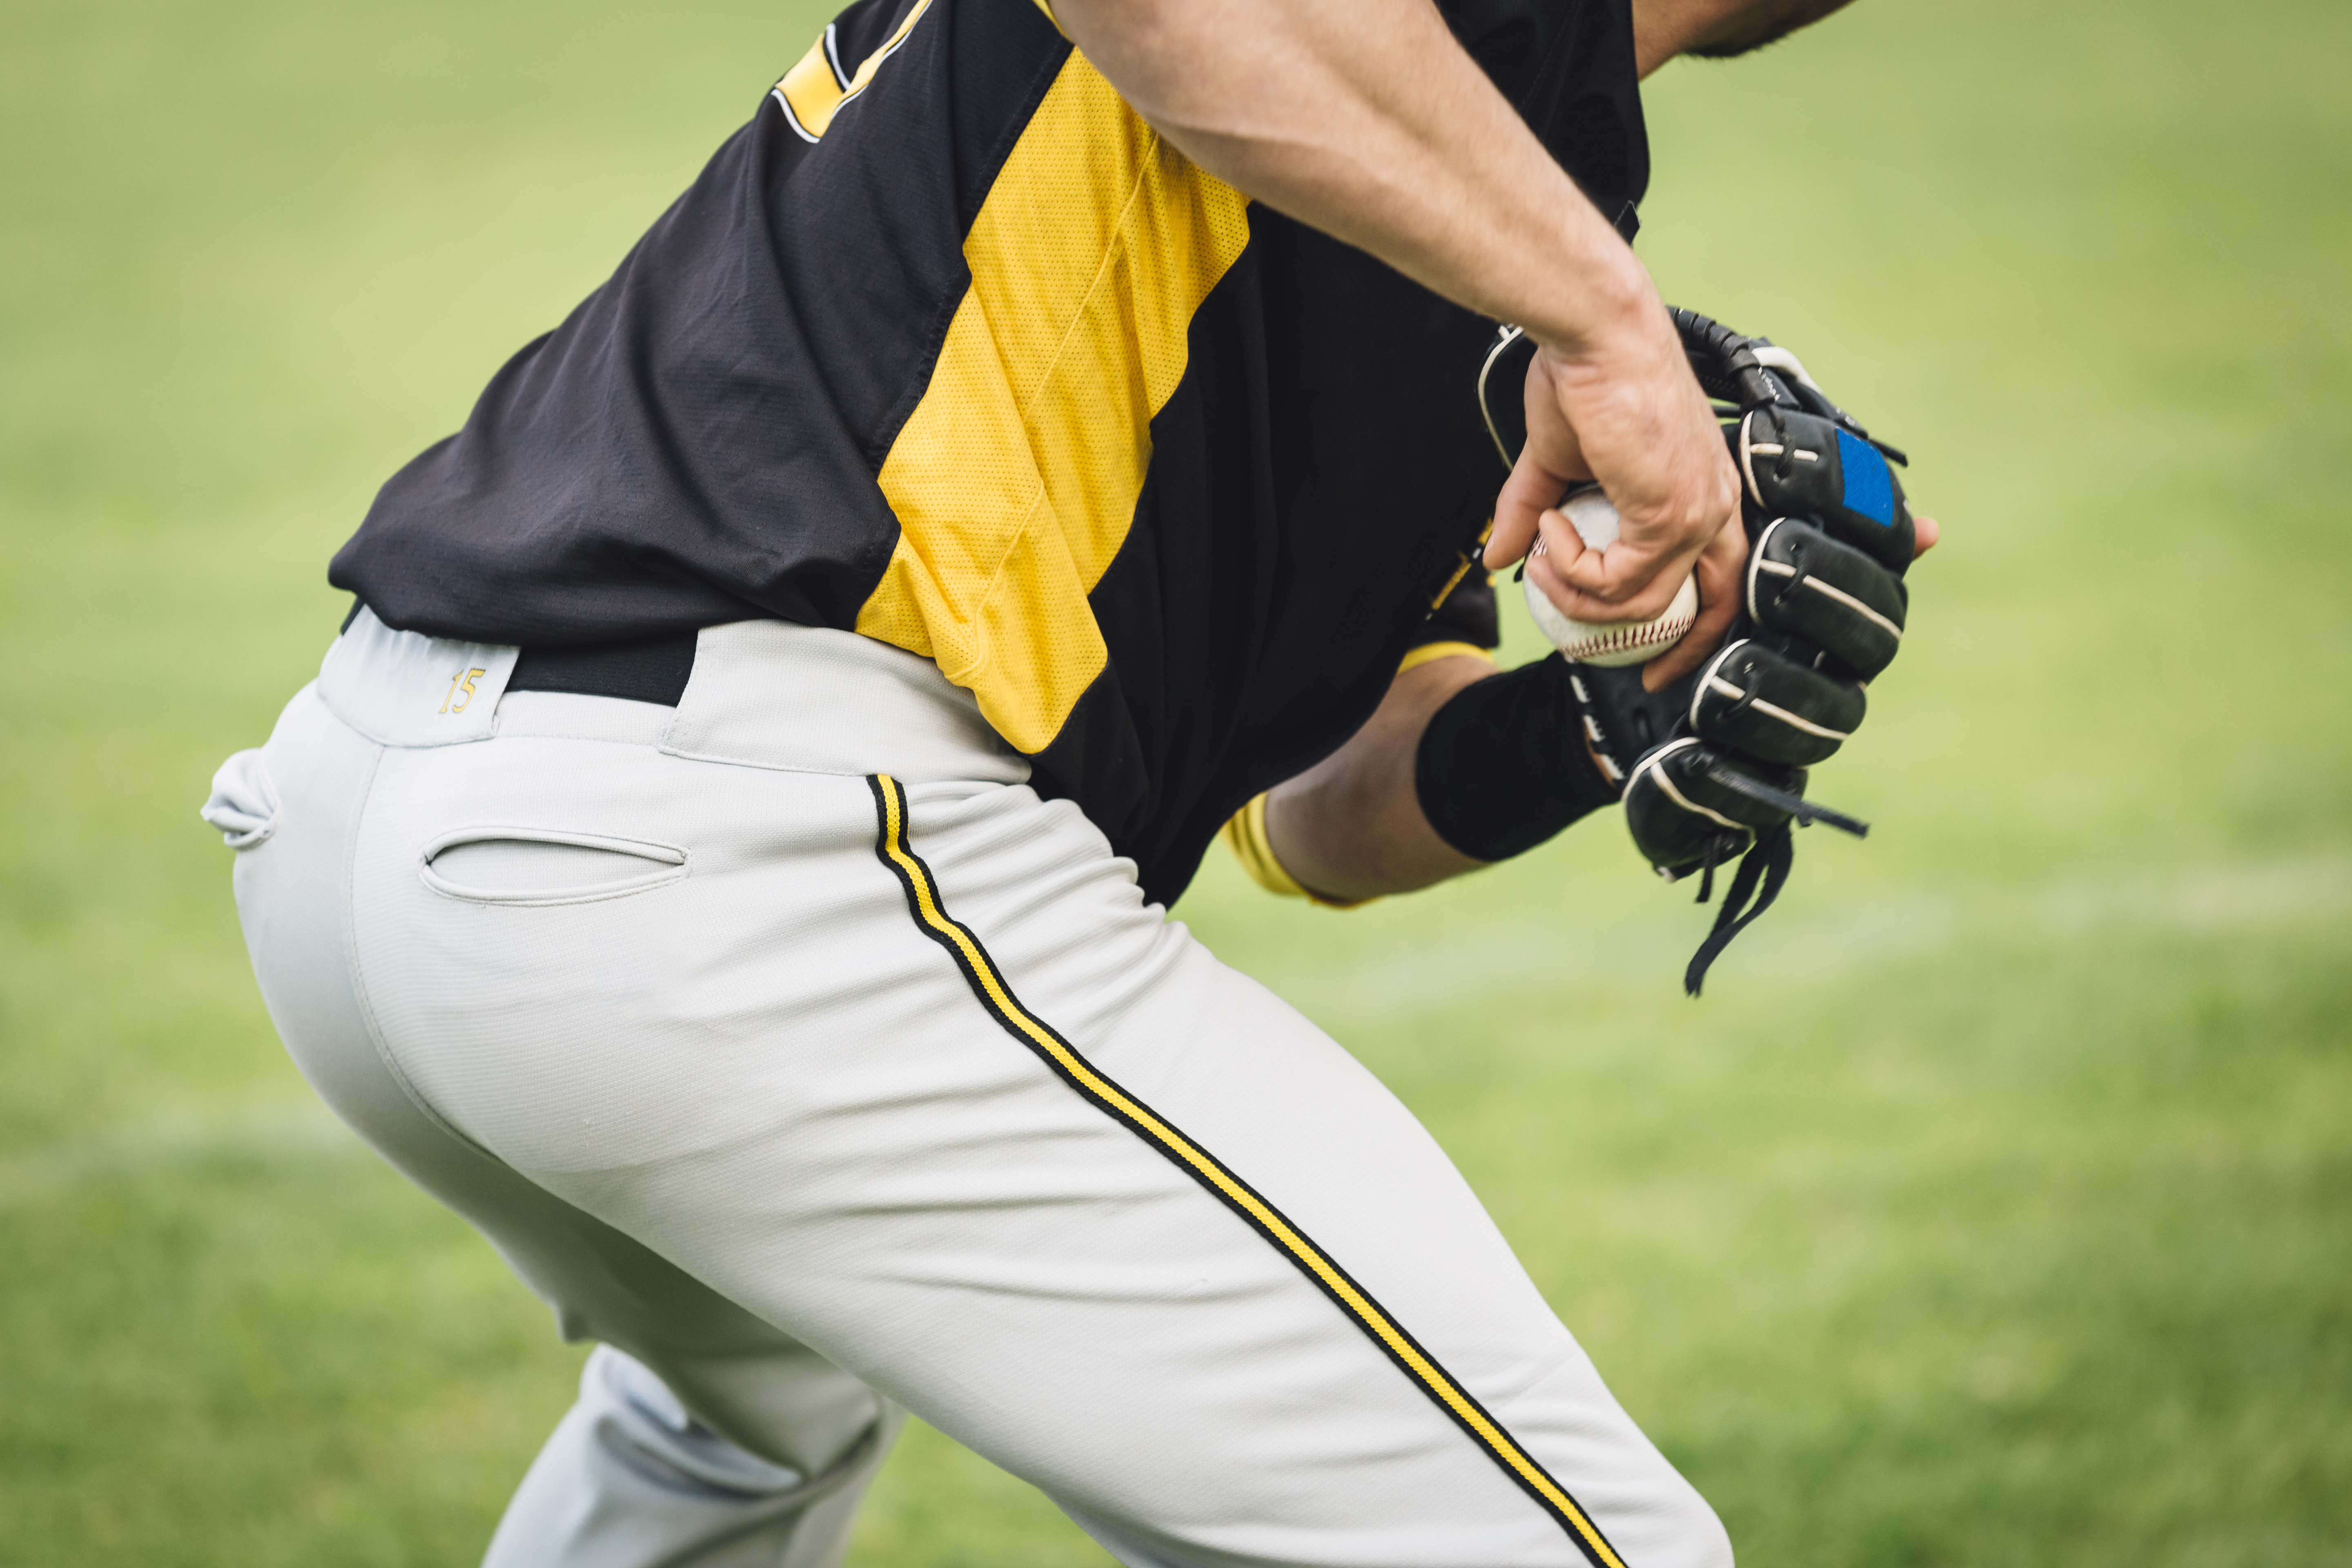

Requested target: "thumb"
[
  {"left": 1488, "top": 354, "right": 1590, "bottom": 570},
  {"left": 1486, "top": 446, "right": 1564, "bottom": 570}
]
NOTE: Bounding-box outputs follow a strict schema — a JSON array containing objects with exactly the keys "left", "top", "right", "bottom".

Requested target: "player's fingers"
[
  {"left": 1486, "top": 450, "right": 1570, "bottom": 570},
  {"left": 1484, "top": 510, "right": 1537, "bottom": 572},
  {"left": 1532, "top": 554, "right": 1687, "bottom": 626},
  {"left": 1548, "top": 537, "right": 1702, "bottom": 623},
  {"left": 1912, "top": 513, "right": 1941, "bottom": 558},
  {"left": 1642, "top": 516, "right": 1747, "bottom": 691},
  {"left": 1486, "top": 442, "right": 1592, "bottom": 575},
  {"left": 1525, "top": 519, "right": 1605, "bottom": 612},
  {"left": 1523, "top": 550, "right": 1594, "bottom": 626},
  {"left": 1488, "top": 356, "right": 1591, "bottom": 571},
  {"left": 1532, "top": 506, "right": 1592, "bottom": 571},
  {"left": 1484, "top": 492, "right": 1540, "bottom": 572}
]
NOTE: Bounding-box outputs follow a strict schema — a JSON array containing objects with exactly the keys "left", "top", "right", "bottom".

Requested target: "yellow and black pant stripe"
[{"left": 866, "top": 773, "right": 1630, "bottom": 1567}]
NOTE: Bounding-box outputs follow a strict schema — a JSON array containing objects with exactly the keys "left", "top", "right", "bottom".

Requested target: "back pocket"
[{"left": 419, "top": 827, "right": 688, "bottom": 906}]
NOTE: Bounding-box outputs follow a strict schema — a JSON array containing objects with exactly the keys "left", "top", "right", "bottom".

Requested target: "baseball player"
[{"left": 202, "top": 0, "right": 1934, "bottom": 1561}]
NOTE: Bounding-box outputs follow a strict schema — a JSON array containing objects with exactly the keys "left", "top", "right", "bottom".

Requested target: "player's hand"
[{"left": 1484, "top": 307, "right": 1740, "bottom": 626}]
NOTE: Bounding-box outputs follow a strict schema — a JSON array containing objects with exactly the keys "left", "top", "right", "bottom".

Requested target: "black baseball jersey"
[{"left": 328, "top": 0, "right": 1649, "bottom": 904}]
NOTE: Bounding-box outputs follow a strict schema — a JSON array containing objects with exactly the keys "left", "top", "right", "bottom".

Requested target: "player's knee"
[{"left": 583, "top": 1346, "right": 808, "bottom": 1498}]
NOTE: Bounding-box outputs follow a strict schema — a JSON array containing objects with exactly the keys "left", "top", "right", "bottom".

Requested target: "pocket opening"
[{"left": 418, "top": 826, "right": 689, "bottom": 906}]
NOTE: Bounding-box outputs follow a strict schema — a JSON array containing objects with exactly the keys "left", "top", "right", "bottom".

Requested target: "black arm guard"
[{"left": 1414, "top": 655, "right": 1619, "bottom": 863}]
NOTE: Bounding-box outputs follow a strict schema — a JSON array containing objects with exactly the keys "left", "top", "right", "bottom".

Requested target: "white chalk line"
[
  {"left": 0, "top": 1097, "right": 354, "bottom": 1212},
  {"left": 11, "top": 856, "right": 2345, "bottom": 1206},
  {"left": 1269, "top": 851, "right": 2352, "bottom": 1022}
]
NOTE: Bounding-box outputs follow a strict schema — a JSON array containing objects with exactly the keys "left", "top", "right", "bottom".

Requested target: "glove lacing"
[{"left": 1684, "top": 826, "right": 1795, "bottom": 996}]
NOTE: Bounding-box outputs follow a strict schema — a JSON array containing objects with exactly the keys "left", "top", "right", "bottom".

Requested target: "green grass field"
[{"left": 3, "top": 0, "right": 2348, "bottom": 1562}]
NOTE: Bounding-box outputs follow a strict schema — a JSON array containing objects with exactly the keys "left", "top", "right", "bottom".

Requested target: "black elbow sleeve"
[{"left": 1414, "top": 654, "right": 1620, "bottom": 863}]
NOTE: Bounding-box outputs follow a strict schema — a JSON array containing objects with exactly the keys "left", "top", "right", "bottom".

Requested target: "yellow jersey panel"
[{"left": 856, "top": 51, "right": 1250, "bottom": 753}]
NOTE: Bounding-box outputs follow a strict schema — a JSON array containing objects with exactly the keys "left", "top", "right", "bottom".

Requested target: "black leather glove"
[{"left": 1477, "top": 310, "right": 1920, "bottom": 992}]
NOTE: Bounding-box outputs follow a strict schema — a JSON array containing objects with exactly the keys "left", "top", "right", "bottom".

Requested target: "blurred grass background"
[{"left": 1, "top": 0, "right": 2346, "bottom": 1562}]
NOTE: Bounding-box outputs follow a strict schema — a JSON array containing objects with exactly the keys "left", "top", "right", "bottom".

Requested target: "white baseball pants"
[{"left": 210, "top": 614, "right": 1730, "bottom": 1568}]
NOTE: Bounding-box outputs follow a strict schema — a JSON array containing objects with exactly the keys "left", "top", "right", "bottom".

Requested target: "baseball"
[{"left": 1523, "top": 490, "right": 1699, "bottom": 667}]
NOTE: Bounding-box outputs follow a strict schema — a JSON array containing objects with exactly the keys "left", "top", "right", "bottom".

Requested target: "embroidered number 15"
[{"left": 440, "top": 667, "right": 487, "bottom": 715}]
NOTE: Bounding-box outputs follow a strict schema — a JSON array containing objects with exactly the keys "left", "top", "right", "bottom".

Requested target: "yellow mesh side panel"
[{"left": 858, "top": 52, "right": 1252, "bottom": 754}]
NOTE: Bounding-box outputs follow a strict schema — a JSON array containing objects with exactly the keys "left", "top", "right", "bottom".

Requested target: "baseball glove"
[{"left": 1477, "top": 309, "right": 1920, "bottom": 992}]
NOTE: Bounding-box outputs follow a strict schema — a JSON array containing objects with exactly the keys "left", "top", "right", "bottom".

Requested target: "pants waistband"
[{"left": 314, "top": 610, "right": 1030, "bottom": 786}]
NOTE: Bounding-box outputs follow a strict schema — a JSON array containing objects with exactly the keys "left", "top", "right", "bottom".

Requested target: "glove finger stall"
[
  {"left": 1690, "top": 639, "right": 1865, "bottom": 767},
  {"left": 1624, "top": 738, "right": 1804, "bottom": 873},
  {"left": 1747, "top": 518, "right": 1907, "bottom": 680},
  {"left": 1737, "top": 407, "right": 1913, "bottom": 571}
]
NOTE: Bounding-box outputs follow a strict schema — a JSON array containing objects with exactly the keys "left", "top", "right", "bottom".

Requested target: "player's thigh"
[
  {"left": 908, "top": 785, "right": 1724, "bottom": 1566},
  {"left": 346, "top": 747, "right": 1724, "bottom": 1567}
]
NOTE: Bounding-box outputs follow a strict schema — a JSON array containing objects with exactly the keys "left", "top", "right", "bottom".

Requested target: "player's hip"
[
  {"left": 208, "top": 615, "right": 1731, "bottom": 1567},
  {"left": 224, "top": 612, "right": 1163, "bottom": 1138}
]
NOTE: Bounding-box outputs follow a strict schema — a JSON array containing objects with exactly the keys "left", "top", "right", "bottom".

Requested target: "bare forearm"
[
  {"left": 1262, "top": 655, "right": 1493, "bottom": 902},
  {"left": 1057, "top": 0, "right": 1745, "bottom": 626},
  {"left": 1049, "top": 0, "right": 1653, "bottom": 354}
]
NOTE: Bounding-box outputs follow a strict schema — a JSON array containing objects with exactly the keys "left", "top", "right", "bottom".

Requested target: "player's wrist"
[{"left": 1522, "top": 249, "right": 1660, "bottom": 365}]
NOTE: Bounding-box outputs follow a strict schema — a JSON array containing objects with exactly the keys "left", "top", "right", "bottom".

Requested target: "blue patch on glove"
[{"left": 1836, "top": 427, "right": 1894, "bottom": 526}]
